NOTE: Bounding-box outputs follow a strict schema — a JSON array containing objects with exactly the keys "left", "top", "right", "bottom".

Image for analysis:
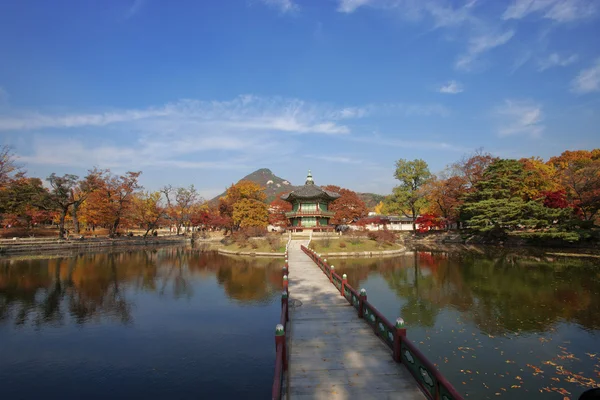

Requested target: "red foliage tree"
[
  {"left": 268, "top": 197, "right": 292, "bottom": 228},
  {"left": 415, "top": 213, "right": 444, "bottom": 233},
  {"left": 322, "top": 185, "right": 368, "bottom": 225}
]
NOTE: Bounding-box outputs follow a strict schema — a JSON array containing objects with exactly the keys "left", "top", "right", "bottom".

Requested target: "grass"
[
  {"left": 221, "top": 238, "right": 286, "bottom": 253},
  {"left": 309, "top": 239, "right": 402, "bottom": 253}
]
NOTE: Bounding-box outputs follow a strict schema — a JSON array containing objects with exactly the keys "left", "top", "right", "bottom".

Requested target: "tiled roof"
[{"left": 281, "top": 184, "right": 340, "bottom": 202}]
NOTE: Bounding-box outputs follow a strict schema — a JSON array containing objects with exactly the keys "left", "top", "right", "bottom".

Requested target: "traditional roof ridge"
[{"left": 281, "top": 170, "right": 340, "bottom": 202}]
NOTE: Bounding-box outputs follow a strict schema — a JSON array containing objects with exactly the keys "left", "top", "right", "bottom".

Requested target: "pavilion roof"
[{"left": 280, "top": 170, "right": 340, "bottom": 202}]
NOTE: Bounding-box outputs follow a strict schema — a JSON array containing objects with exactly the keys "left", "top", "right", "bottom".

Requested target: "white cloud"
[
  {"left": 538, "top": 53, "right": 578, "bottom": 71},
  {"left": 439, "top": 80, "right": 464, "bottom": 94},
  {"left": 259, "top": 0, "right": 299, "bottom": 13},
  {"left": 503, "top": 0, "right": 598, "bottom": 22},
  {"left": 0, "top": 96, "right": 352, "bottom": 134},
  {"left": 495, "top": 99, "right": 544, "bottom": 138},
  {"left": 455, "top": 30, "right": 515, "bottom": 71},
  {"left": 571, "top": 58, "right": 600, "bottom": 94},
  {"left": 337, "top": 0, "right": 373, "bottom": 13}
]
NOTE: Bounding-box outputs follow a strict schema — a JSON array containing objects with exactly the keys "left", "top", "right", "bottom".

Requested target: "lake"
[
  {"left": 0, "top": 248, "right": 284, "bottom": 400},
  {"left": 332, "top": 246, "right": 600, "bottom": 399},
  {"left": 1, "top": 246, "right": 599, "bottom": 400}
]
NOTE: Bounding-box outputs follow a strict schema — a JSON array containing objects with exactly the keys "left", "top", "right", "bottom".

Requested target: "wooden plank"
[{"left": 286, "top": 239, "right": 426, "bottom": 400}]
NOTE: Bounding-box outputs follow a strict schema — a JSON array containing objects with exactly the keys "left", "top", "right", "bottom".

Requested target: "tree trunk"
[
  {"left": 72, "top": 203, "right": 80, "bottom": 234},
  {"left": 58, "top": 209, "right": 67, "bottom": 239},
  {"left": 110, "top": 217, "right": 120, "bottom": 238}
]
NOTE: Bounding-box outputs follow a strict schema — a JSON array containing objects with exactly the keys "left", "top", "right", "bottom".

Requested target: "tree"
[
  {"left": 423, "top": 175, "right": 466, "bottom": 227},
  {"left": 218, "top": 180, "right": 267, "bottom": 233},
  {"left": 415, "top": 213, "right": 444, "bottom": 233},
  {"left": 460, "top": 159, "right": 573, "bottom": 234},
  {"left": 81, "top": 170, "right": 142, "bottom": 237},
  {"left": 451, "top": 149, "right": 497, "bottom": 190},
  {"left": 132, "top": 191, "right": 166, "bottom": 237},
  {"left": 322, "top": 185, "right": 368, "bottom": 225},
  {"left": 548, "top": 150, "right": 600, "bottom": 222},
  {"left": 0, "top": 145, "right": 19, "bottom": 189},
  {"left": 268, "top": 198, "right": 292, "bottom": 228},
  {"left": 162, "top": 185, "right": 201, "bottom": 234},
  {"left": 232, "top": 198, "right": 269, "bottom": 228},
  {"left": 0, "top": 175, "right": 51, "bottom": 228},
  {"left": 386, "top": 159, "right": 432, "bottom": 232},
  {"left": 47, "top": 173, "right": 79, "bottom": 238}
]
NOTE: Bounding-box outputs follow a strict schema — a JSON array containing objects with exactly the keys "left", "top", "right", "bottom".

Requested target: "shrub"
[
  {"left": 338, "top": 241, "right": 347, "bottom": 248},
  {"left": 266, "top": 235, "right": 281, "bottom": 251},
  {"left": 250, "top": 239, "right": 259, "bottom": 249},
  {"left": 346, "top": 230, "right": 363, "bottom": 245},
  {"left": 243, "top": 226, "right": 267, "bottom": 238},
  {"left": 367, "top": 229, "right": 396, "bottom": 247},
  {"left": 232, "top": 230, "right": 250, "bottom": 248}
]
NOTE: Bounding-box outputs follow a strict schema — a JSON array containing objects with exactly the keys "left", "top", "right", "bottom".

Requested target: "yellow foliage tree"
[{"left": 232, "top": 198, "right": 268, "bottom": 228}]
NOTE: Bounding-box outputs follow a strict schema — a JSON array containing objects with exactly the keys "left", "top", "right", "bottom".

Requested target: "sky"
[{"left": 0, "top": 0, "right": 599, "bottom": 198}]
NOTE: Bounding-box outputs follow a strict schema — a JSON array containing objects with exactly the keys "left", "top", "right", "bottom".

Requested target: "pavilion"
[{"left": 281, "top": 171, "right": 340, "bottom": 232}]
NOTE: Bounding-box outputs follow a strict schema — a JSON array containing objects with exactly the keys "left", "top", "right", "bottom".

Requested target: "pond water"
[
  {"left": 332, "top": 247, "right": 600, "bottom": 400},
  {"left": 0, "top": 248, "right": 284, "bottom": 400}
]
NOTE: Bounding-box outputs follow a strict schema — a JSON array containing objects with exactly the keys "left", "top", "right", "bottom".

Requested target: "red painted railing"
[
  {"left": 301, "top": 245, "right": 464, "bottom": 400},
  {"left": 271, "top": 255, "right": 289, "bottom": 400}
]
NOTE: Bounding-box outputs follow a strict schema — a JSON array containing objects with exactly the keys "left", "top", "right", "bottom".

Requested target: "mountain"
[
  {"left": 211, "top": 168, "right": 384, "bottom": 208},
  {"left": 210, "top": 168, "right": 299, "bottom": 203}
]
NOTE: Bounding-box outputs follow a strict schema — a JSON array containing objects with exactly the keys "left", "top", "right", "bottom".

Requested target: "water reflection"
[
  {"left": 0, "top": 249, "right": 284, "bottom": 326},
  {"left": 334, "top": 247, "right": 600, "bottom": 399}
]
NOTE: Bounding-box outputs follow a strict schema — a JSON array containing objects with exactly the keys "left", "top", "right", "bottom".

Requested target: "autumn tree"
[
  {"left": 218, "top": 180, "right": 267, "bottom": 233},
  {"left": 0, "top": 145, "right": 19, "bottom": 189},
  {"left": 385, "top": 159, "right": 432, "bottom": 232},
  {"left": 132, "top": 191, "right": 166, "bottom": 237},
  {"left": 451, "top": 149, "right": 497, "bottom": 190},
  {"left": 423, "top": 175, "right": 466, "bottom": 227},
  {"left": 162, "top": 185, "right": 201, "bottom": 234},
  {"left": 0, "top": 175, "right": 51, "bottom": 228},
  {"left": 268, "top": 197, "right": 292, "bottom": 228},
  {"left": 47, "top": 173, "right": 79, "bottom": 238},
  {"left": 548, "top": 150, "right": 600, "bottom": 222},
  {"left": 81, "top": 170, "right": 142, "bottom": 237},
  {"left": 322, "top": 185, "right": 368, "bottom": 225},
  {"left": 460, "top": 159, "right": 572, "bottom": 234}
]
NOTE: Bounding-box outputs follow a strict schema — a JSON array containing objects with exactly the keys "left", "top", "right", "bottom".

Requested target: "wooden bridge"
[{"left": 272, "top": 239, "right": 463, "bottom": 400}]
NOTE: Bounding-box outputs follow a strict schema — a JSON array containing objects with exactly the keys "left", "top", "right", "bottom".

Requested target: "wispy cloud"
[
  {"left": 305, "top": 154, "right": 365, "bottom": 164},
  {"left": 571, "top": 58, "right": 600, "bottom": 94},
  {"left": 259, "top": 0, "right": 299, "bottom": 13},
  {"left": 0, "top": 96, "right": 352, "bottom": 134},
  {"left": 349, "top": 135, "right": 468, "bottom": 152},
  {"left": 538, "top": 53, "right": 578, "bottom": 71},
  {"left": 337, "top": 0, "right": 373, "bottom": 13},
  {"left": 503, "top": 0, "right": 598, "bottom": 22},
  {"left": 455, "top": 30, "right": 515, "bottom": 71},
  {"left": 439, "top": 80, "right": 464, "bottom": 94},
  {"left": 125, "top": 0, "right": 145, "bottom": 19},
  {"left": 495, "top": 99, "right": 544, "bottom": 138}
]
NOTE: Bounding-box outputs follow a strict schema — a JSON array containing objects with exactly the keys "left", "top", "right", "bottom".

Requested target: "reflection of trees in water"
[
  {"left": 0, "top": 248, "right": 283, "bottom": 327},
  {"left": 334, "top": 249, "right": 600, "bottom": 334}
]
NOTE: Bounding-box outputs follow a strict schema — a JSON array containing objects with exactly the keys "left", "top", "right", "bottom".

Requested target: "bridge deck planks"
[{"left": 286, "top": 239, "right": 426, "bottom": 400}]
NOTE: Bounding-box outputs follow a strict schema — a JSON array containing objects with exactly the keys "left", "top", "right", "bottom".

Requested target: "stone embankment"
[
  {"left": 217, "top": 248, "right": 285, "bottom": 257},
  {"left": 0, "top": 236, "right": 196, "bottom": 255}
]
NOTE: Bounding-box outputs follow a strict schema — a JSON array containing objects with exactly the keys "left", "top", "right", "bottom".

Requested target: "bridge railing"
[
  {"left": 271, "top": 252, "right": 289, "bottom": 400},
  {"left": 301, "top": 245, "right": 464, "bottom": 400}
]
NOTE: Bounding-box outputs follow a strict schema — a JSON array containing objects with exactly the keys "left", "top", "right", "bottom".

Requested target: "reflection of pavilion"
[{"left": 281, "top": 171, "right": 340, "bottom": 232}]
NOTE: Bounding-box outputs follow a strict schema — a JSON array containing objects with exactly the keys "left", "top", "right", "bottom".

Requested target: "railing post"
[
  {"left": 282, "top": 264, "right": 288, "bottom": 277},
  {"left": 341, "top": 274, "right": 347, "bottom": 297},
  {"left": 330, "top": 265, "right": 334, "bottom": 283},
  {"left": 358, "top": 288, "right": 367, "bottom": 318},
  {"left": 283, "top": 275, "right": 288, "bottom": 293},
  {"left": 393, "top": 317, "right": 406, "bottom": 363},
  {"left": 275, "top": 323, "right": 287, "bottom": 371},
  {"left": 282, "top": 291, "right": 289, "bottom": 323}
]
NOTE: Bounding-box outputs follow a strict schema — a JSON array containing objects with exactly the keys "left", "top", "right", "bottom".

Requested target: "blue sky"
[{"left": 1, "top": 0, "right": 599, "bottom": 198}]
